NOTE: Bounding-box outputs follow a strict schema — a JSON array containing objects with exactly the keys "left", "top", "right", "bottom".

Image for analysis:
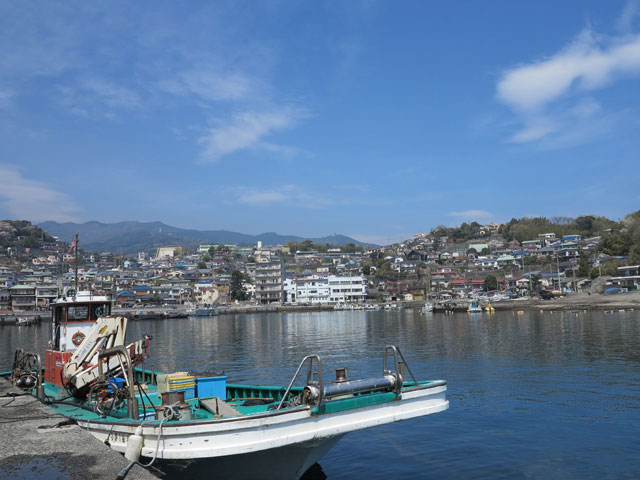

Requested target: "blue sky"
[{"left": 1, "top": 1, "right": 639, "bottom": 245}]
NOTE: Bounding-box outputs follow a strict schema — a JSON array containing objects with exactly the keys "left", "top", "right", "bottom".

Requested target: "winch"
[{"left": 302, "top": 374, "right": 399, "bottom": 406}]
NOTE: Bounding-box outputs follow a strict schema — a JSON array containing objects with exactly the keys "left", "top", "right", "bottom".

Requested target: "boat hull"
[
  {"left": 161, "top": 436, "right": 344, "bottom": 480},
  {"left": 78, "top": 384, "right": 447, "bottom": 478}
]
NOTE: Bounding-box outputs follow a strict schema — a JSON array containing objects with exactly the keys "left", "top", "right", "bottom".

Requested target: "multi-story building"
[
  {"left": 0, "top": 289, "right": 10, "bottom": 310},
  {"left": 36, "top": 284, "right": 59, "bottom": 310},
  {"left": 255, "top": 258, "right": 284, "bottom": 304},
  {"left": 284, "top": 275, "right": 367, "bottom": 304},
  {"left": 10, "top": 284, "right": 37, "bottom": 311},
  {"left": 611, "top": 265, "right": 640, "bottom": 289}
]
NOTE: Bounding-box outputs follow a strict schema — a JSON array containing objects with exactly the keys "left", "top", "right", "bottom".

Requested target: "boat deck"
[
  {"left": 41, "top": 381, "right": 300, "bottom": 423},
  {"left": 37, "top": 369, "right": 445, "bottom": 425}
]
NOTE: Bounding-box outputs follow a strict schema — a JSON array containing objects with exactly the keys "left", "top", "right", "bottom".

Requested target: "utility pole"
[
  {"left": 74, "top": 232, "right": 79, "bottom": 295},
  {"left": 556, "top": 251, "right": 561, "bottom": 292}
]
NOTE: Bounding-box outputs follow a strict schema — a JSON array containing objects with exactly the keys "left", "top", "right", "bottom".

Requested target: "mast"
[{"left": 74, "top": 232, "right": 79, "bottom": 294}]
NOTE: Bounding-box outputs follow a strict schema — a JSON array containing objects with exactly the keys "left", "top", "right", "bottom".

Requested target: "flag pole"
[{"left": 74, "top": 232, "right": 79, "bottom": 295}]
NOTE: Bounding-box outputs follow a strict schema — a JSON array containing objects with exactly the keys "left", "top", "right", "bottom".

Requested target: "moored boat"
[
  {"left": 468, "top": 300, "right": 482, "bottom": 313},
  {"left": 3, "top": 290, "right": 448, "bottom": 479}
]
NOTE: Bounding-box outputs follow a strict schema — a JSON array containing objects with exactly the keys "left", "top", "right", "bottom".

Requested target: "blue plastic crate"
[
  {"left": 175, "top": 386, "right": 196, "bottom": 400},
  {"left": 196, "top": 376, "right": 227, "bottom": 399}
]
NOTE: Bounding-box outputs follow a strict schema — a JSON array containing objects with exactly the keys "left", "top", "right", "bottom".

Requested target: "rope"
[{"left": 113, "top": 417, "right": 167, "bottom": 480}]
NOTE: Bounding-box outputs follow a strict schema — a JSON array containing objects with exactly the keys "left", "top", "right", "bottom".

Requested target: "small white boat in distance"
[{"left": 468, "top": 300, "right": 482, "bottom": 313}]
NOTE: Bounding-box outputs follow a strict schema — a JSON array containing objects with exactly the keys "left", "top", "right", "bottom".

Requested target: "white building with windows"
[
  {"left": 284, "top": 275, "right": 367, "bottom": 304},
  {"left": 255, "top": 257, "right": 284, "bottom": 304}
]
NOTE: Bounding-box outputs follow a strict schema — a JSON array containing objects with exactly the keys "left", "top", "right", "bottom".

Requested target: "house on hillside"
[{"left": 610, "top": 265, "right": 640, "bottom": 290}]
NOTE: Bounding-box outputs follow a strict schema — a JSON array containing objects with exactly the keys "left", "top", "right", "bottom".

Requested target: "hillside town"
[{"left": 1, "top": 214, "right": 639, "bottom": 315}]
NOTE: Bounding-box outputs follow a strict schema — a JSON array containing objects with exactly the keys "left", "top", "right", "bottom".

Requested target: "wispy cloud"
[
  {"left": 446, "top": 210, "right": 492, "bottom": 220},
  {"left": 57, "top": 78, "right": 143, "bottom": 118},
  {"left": 496, "top": 22, "right": 640, "bottom": 144},
  {"left": 198, "top": 108, "right": 307, "bottom": 163},
  {"left": 79, "top": 78, "right": 142, "bottom": 109},
  {"left": 158, "top": 68, "right": 257, "bottom": 103},
  {"left": 225, "top": 185, "right": 333, "bottom": 208},
  {"left": 0, "top": 3, "right": 311, "bottom": 161},
  {"left": 0, "top": 164, "right": 81, "bottom": 222},
  {"left": 333, "top": 184, "right": 371, "bottom": 193},
  {"left": 618, "top": 1, "right": 639, "bottom": 33},
  {"left": 0, "top": 88, "right": 15, "bottom": 109}
]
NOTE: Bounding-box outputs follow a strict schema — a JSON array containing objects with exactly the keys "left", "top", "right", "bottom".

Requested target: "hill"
[
  {"left": 38, "top": 221, "right": 374, "bottom": 254},
  {"left": 0, "top": 220, "right": 55, "bottom": 249}
]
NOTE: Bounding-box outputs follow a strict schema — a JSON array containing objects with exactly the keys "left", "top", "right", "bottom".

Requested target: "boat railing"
[
  {"left": 383, "top": 345, "right": 418, "bottom": 392},
  {"left": 276, "top": 355, "right": 323, "bottom": 410},
  {"left": 277, "top": 346, "right": 418, "bottom": 410}
]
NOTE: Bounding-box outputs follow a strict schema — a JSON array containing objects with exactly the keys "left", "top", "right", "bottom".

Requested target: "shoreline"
[
  {"left": 463, "top": 291, "right": 640, "bottom": 312},
  {"left": 2, "top": 294, "right": 639, "bottom": 325}
]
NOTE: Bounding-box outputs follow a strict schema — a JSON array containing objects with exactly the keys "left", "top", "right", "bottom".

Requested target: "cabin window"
[
  {"left": 67, "top": 305, "right": 89, "bottom": 321},
  {"left": 91, "top": 303, "right": 110, "bottom": 319},
  {"left": 54, "top": 306, "right": 65, "bottom": 324}
]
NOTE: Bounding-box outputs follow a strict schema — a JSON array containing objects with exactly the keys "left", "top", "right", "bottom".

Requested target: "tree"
[
  {"left": 202, "top": 255, "right": 211, "bottom": 262},
  {"left": 484, "top": 274, "right": 498, "bottom": 292},
  {"left": 343, "top": 242, "right": 356, "bottom": 253},
  {"left": 577, "top": 252, "right": 590, "bottom": 277},
  {"left": 376, "top": 261, "right": 394, "bottom": 277},
  {"left": 530, "top": 274, "right": 541, "bottom": 294},
  {"left": 602, "top": 260, "right": 623, "bottom": 276},
  {"left": 197, "top": 261, "right": 207, "bottom": 269},
  {"left": 298, "top": 240, "right": 313, "bottom": 251},
  {"left": 230, "top": 270, "right": 247, "bottom": 301}
]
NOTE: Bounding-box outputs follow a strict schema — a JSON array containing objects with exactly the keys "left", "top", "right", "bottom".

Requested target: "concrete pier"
[{"left": 0, "top": 378, "right": 159, "bottom": 480}]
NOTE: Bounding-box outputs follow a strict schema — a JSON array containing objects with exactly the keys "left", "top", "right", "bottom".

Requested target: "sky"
[{"left": 1, "top": 1, "right": 639, "bottom": 245}]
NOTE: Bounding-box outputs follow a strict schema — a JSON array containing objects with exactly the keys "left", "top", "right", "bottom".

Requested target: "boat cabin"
[{"left": 50, "top": 290, "right": 113, "bottom": 352}]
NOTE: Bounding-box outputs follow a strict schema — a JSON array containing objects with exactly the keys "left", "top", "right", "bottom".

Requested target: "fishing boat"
[
  {"left": 3, "top": 290, "right": 449, "bottom": 479},
  {"left": 194, "top": 307, "right": 219, "bottom": 316},
  {"left": 467, "top": 300, "right": 482, "bottom": 313}
]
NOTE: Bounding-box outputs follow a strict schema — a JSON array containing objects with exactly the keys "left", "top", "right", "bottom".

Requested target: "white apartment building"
[
  {"left": 255, "top": 258, "right": 284, "bottom": 304},
  {"left": 284, "top": 275, "right": 368, "bottom": 304}
]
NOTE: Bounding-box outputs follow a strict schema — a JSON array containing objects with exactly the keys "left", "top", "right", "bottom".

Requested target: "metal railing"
[
  {"left": 276, "top": 355, "right": 323, "bottom": 410},
  {"left": 276, "top": 345, "right": 418, "bottom": 410},
  {"left": 383, "top": 345, "right": 418, "bottom": 393}
]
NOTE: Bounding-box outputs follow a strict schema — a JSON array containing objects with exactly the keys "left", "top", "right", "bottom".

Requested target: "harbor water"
[{"left": 2, "top": 309, "right": 640, "bottom": 479}]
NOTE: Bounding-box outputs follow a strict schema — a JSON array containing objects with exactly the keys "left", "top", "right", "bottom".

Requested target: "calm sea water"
[{"left": 2, "top": 309, "right": 640, "bottom": 479}]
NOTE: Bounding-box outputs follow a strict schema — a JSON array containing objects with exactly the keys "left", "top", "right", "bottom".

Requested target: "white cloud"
[
  {"left": 497, "top": 30, "right": 640, "bottom": 112},
  {"left": 198, "top": 108, "right": 306, "bottom": 163},
  {"left": 496, "top": 24, "right": 640, "bottom": 144},
  {"left": 226, "top": 185, "right": 333, "bottom": 208},
  {"left": 0, "top": 164, "right": 81, "bottom": 222},
  {"left": 446, "top": 210, "right": 492, "bottom": 220}
]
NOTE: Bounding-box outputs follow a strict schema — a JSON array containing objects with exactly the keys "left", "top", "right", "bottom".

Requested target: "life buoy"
[{"left": 72, "top": 331, "right": 86, "bottom": 346}]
